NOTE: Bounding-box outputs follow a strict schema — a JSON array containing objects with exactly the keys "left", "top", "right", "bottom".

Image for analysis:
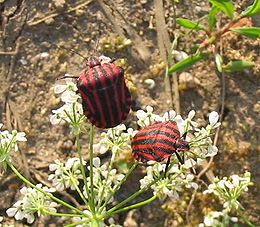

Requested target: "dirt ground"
[{"left": 0, "top": 0, "right": 259, "bottom": 226}]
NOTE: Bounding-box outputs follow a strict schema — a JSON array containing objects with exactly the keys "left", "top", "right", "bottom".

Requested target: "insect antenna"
[
  {"left": 56, "top": 75, "right": 79, "bottom": 81},
  {"left": 56, "top": 44, "right": 88, "bottom": 61}
]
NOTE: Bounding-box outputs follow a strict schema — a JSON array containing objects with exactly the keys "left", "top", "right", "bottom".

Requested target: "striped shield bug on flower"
[
  {"left": 131, "top": 121, "right": 189, "bottom": 175},
  {"left": 77, "top": 55, "right": 132, "bottom": 128}
]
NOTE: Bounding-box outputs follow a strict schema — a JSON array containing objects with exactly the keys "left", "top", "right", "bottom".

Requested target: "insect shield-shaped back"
[
  {"left": 77, "top": 56, "right": 131, "bottom": 128},
  {"left": 131, "top": 121, "right": 189, "bottom": 163}
]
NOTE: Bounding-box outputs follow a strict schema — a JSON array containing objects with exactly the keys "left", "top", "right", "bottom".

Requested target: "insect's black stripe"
[
  {"left": 132, "top": 142, "right": 175, "bottom": 155},
  {"left": 135, "top": 130, "right": 180, "bottom": 140},
  {"left": 133, "top": 149, "right": 166, "bottom": 162},
  {"left": 107, "top": 63, "right": 124, "bottom": 118},
  {"left": 132, "top": 137, "right": 177, "bottom": 149},
  {"left": 80, "top": 72, "right": 102, "bottom": 125},
  {"left": 92, "top": 67, "right": 111, "bottom": 127},
  {"left": 99, "top": 65, "right": 119, "bottom": 126},
  {"left": 87, "top": 67, "right": 106, "bottom": 126},
  {"left": 97, "top": 66, "right": 115, "bottom": 127},
  {"left": 163, "top": 123, "right": 180, "bottom": 136}
]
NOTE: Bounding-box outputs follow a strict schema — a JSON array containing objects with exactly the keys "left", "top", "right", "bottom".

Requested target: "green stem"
[
  {"left": 238, "top": 210, "right": 256, "bottom": 227},
  {"left": 65, "top": 220, "right": 90, "bottom": 227},
  {"left": 97, "top": 151, "right": 116, "bottom": 209},
  {"left": 108, "top": 195, "right": 157, "bottom": 216},
  {"left": 8, "top": 162, "right": 86, "bottom": 216},
  {"left": 76, "top": 133, "right": 92, "bottom": 212},
  {"left": 89, "top": 124, "right": 95, "bottom": 213},
  {"left": 44, "top": 210, "right": 85, "bottom": 218},
  {"left": 70, "top": 174, "right": 89, "bottom": 207},
  {"left": 101, "top": 175, "right": 161, "bottom": 219},
  {"left": 99, "top": 162, "right": 138, "bottom": 213}
]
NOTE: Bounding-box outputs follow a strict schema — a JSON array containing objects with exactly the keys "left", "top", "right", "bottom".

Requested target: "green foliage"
[
  {"left": 222, "top": 60, "right": 254, "bottom": 72},
  {"left": 241, "top": 0, "right": 260, "bottom": 17},
  {"left": 231, "top": 27, "right": 260, "bottom": 39},
  {"left": 168, "top": 52, "right": 208, "bottom": 74},
  {"left": 209, "top": 0, "right": 234, "bottom": 18},
  {"left": 176, "top": 18, "right": 205, "bottom": 30},
  {"left": 168, "top": 0, "right": 259, "bottom": 75},
  {"left": 208, "top": 6, "right": 219, "bottom": 29}
]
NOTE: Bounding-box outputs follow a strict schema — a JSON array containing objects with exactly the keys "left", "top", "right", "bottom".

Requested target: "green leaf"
[
  {"left": 241, "top": 0, "right": 260, "bottom": 17},
  {"left": 231, "top": 27, "right": 260, "bottom": 39},
  {"left": 215, "top": 54, "right": 223, "bottom": 72},
  {"left": 176, "top": 18, "right": 205, "bottom": 30},
  {"left": 168, "top": 52, "right": 208, "bottom": 74},
  {"left": 222, "top": 60, "right": 254, "bottom": 72},
  {"left": 208, "top": 6, "right": 219, "bottom": 29},
  {"left": 209, "top": 0, "right": 234, "bottom": 18}
]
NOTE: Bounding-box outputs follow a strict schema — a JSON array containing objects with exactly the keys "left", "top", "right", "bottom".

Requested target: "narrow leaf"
[
  {"left": 176, "top": 18, "right": 205, "bottom": 30},
  {"left": 209, "top": 0, "right": 234, "bottom": 18},
  {"left": 223, "top": 60, "right": 254, "bottom": 73},
  {"left": 215, "top": 54, "right": 223, "bottom": 72},
  {"left": 208, "top": 6, "right": 219, "bottom": 29},
  {"left": 241, "top": 0, "right": 260, "bottom": 17},
  {"left": 231, "top": 27, "right": 260, "bottom": 39},
  {"left": 168, "top": 52, "right": 208, "bottom": 74}
]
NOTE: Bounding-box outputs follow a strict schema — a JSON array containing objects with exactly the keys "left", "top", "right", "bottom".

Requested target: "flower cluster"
[
  {"left": 50, "top": 77, "right": 86, "bottom": 135},
  {"left": 72, "top": 211, "right": 122, "bottom": 227},
  {"left": 83, "top": 157, "right": 125, "bottom": 209},
  {"left": 136, "top": 106, "right": 220, "bottom": 164},
  {"left": 6, "top": 184, "right": 57, "bottom": 224},
  {"left": 0, "top": 123, "right": 26, "bottom": 171},
  {"left": 136, "top": 106, "right": 161, "bottom": 127},
  {"left": 48, "top": 158, "right": 86, "bottom": 191},
  {"left": 199, "top": 171, "right": 253, "bottom": 226},
  {"left": 134, "top": 106, "right": 221, "bottom": 200},
  {"left": 96, "top": 124, "right": 137, "bottom": 156},
  {"left": 203, "top": 171, "right": 252, "bottom": 212},
  {"left": 199, "top": 211, "right": 238, "bottom": 227},
  {"left": 140, "top": 163, "right": 198, "bottom": 200}
]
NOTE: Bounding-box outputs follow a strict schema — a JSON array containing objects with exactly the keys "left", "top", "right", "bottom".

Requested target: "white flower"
[
  {"left": 203, "top": 172, "right": 252, "bottom": 212},
  {"left": 15, "top": 132, "right": 27, "bottom": 142},
  {"left": 140, "top": 162, "right": 197, "bottom": 201},
  {"left": 50, "top": 102, "right": 85, "bottom": 129},
  {"left": 54, "top": 77, "right": 79, "bottom": 103},
  {"left": 136, "top": 106, "right": 160, "bottom": 127},
  {"left": 93, "top": 157, "right": 101, "bottom": 168},
  {"left": 209, "top": 111, "right": 219, "bottom": 125},
  {"left": 0, "top": 125, "right": 27, "bottom": 167},
  {"left": 161, "top": 110, "right": 176, "bottom": 121},
  {"left": 99, "top": 55, "right": 112, "bottom": 63},
  {"left": 6, "top": 184, "right": 57, "bottom": 224},
  {"left": 205, "top": 144, "right": 218, "bottom": 157},
  {"left": 48, "top": 158, "right": 85, "bottom": 191},
  {"left": 96, "top": 124, "right": 134, "bottom": 156}
]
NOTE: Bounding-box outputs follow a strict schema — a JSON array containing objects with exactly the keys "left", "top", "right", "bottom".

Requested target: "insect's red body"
[
  {"left": 77, "top": 56, "right": 131, "bottom": 128},
  {"left": 131, "top": 121, "right": 189, "bottom": 163}
]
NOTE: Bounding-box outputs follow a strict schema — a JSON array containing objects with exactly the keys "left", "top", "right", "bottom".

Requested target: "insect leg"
[
  {"left": 164, "top": 156, "right": 171, "bottom": 178},
  {"left": 174, "top": 151, "right": 184, "bottom": 165}
]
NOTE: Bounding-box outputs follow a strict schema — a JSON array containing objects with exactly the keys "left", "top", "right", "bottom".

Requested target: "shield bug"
[
  {"left": 131, "top": 121, "right": 189, "bottom": 175},
  {"left": 77, "top": 56, "right": 132, "bottom": 128}
]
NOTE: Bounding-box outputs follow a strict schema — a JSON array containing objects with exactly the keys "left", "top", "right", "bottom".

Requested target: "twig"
[
  {"left": 0, "top": 51, "right": 18, "bottom": 55},
  {"left": 97, "top": 0, "right": 151, "bottom": 63},
  {"left": 154, "top": 0, "right": 180, "bottom": 113},
  {"left": 27, "top": 0, "right": 92, "bottom": 27},
  {"left": 186, "top": 187, "right": 198, "bottom": 224}
]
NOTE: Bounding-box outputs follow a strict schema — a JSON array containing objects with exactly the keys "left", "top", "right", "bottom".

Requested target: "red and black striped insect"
[
  {"left": 131, "top": 121, "right": 189, "bottom": 174},
  {"left": 77, "top": 56, "right": 132, "bottom": 128}
]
